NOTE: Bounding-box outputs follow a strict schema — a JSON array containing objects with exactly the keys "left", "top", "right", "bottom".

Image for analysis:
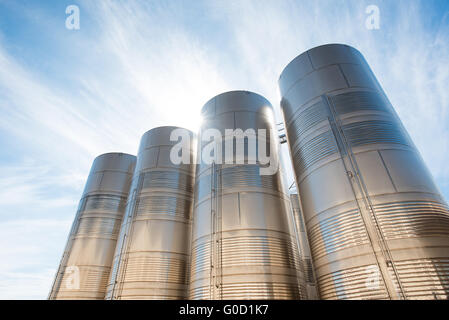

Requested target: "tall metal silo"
[
  {"left": 279, "top": 44, "right": 449, "bottom": 300},
  {"left": 290, "top": 193, "right": 319, "bottom": 300},
  {"left": 106, "top": 126, "right": 196, "bottom": 300},
  {"left": 49, "top": 153, "right": 136, "bottom": 299},
  {"left": 189, "top": 90, "right": 305, "bottom": 300}
]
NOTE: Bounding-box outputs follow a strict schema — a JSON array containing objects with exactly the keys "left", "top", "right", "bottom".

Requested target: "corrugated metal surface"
[
  {"left": 48, "top": 153, "right": 136, "bottom": 299},
  {"left": 189, "top": 91, "right": 305, "bottom": 300},
  {"left": 279, "top": 44, "right": 449, "bottom": 300},
  {"left": 106, "top": 126, "right": 195, "bottom": 300},
  {"left": 292, "top": 130, "right": 339, "bottom": 176}
]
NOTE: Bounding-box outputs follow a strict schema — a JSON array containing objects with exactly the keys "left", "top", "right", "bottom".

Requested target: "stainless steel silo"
[
  {"left": 279, "top": 44, "right": 449, "bottom": 300},
  {"left": 106, "top": 126, "right": 196, "bottom": 300},
  {"left": 189, "top": 90, "right": 305, "bottom": 300},
  {"left": 49, "top": 153, "right": 136, "bottom": 299},
  {"left": 290, "top": 193, "right": 319, "bottom": 300}
]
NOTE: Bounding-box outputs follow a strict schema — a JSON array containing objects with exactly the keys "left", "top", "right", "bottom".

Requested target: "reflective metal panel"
[
  {"left": 106, "top": 127, "right": 196, "bottom": 299},
  {"left": 290, "top": 194, "right": 319, "bottom": 299},
  {"left": 279, "top": 44, "right": 449, "bottom": 300},
  {"left": 189, "top": 91, "right": 305, "bottom": 300},
  {"left": 49, "top": 153, "right": 136, "bottom": 300}
]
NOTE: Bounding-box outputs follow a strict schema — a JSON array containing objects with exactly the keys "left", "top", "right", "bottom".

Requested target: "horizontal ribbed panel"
[
  {"left": 195, "top": 165, "right": 282, "bottom": 201},
  {"left": 190, "top": 240, "right": 211, "bottom": 275},
  {"left": 194, "top": 174, "right": 211, "bottom": 202},
  {"left": 318, "top": 265, "right": 389, "bottom": 300},
  {"left": 220, "top": 235, "right": 300, "bottom": 268},
  {"left": 372, "top": 200, "right": 449, "bottom": 240},
  {"left": 190, "top": 282, "right": 301, "bottom": 300},
  {"left": 191, "top": 234, "right": 300, "bottom": 274},
  {"left": 389, "top": 258, "right": 449, "bottom": 300},
  {"left": 219, "top": 282, "right": 301, "bottom": 299},
  {"left": 343, "top": 120, "right": 411, "bottom": 148},
  {"left": 308, "top": 208, "right": 369, "bottom": 259},
  {"left": 286, "top": 101, "right": 328, "bottom": 141},
  {"left": 189, "top": 285, "right": 210, "bottom": 300},
  {"left": 136, "top": 195, "right": 192, "bottom": 218},
  {"left": 119, "top": 295, "right": 184, "bottom": 300},
  {"left": 221, "top": 165, "right": 281, "bottom": 191},
  {"left": 58, "top": 266, "right": 110, "bottom": 294},
  {"left": 123, "top": 255, "right": 188, "bottom": 284},
  {"left": 142, "top": 171, "right": 193, "bottom": 193},
  {"left": 331, "top": 91, "right": 391, "bottom": 115},
  {"left": 292, "top": 130, "right": 338, "bottom": 176},
  {"left": 82, "top": 195, "right": 126, "bottom": 212},
  {"left": 76, "top": 217, "right": 121, "bottom": 237}
]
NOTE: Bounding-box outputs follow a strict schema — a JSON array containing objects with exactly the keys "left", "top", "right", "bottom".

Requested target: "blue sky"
[{"left": 0, "top": 0, "right": 448, "bottom": 299}]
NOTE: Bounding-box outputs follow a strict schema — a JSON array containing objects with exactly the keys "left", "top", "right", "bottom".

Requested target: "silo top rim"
[
  {"left": 278, "top": 43, "right": 361, "bottom": 82},
  {"left": 141, "top": 126, "right": 194, "bottom": 137},
  {"left": 201, "top": 90, "right": 273, "bottom": 114},
  {"left": 94, "top": 152, "right": 136, "bottom": 161}
]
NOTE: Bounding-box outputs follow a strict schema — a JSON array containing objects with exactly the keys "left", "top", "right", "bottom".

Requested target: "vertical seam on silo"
[
  {"left": 337, "top": 64, "right": 350, "bottom": 88},
  {"left": 99, "top": 172, "right": 105, "bottom": 188},
  {"left": 306, "top": 52, "right": 315, "bottom": 70},
  {"left": 238, "top": 192, "right": 241, "bottom": 224},
  {"left": 377, "top": 150, "right": 398, "bottom": 192},
  {"left": 156, "top": 147, "right": 160, "bottom": 168}
]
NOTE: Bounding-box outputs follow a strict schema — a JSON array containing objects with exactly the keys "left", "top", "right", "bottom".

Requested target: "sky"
[{"left": 0, "top": 0, "right": 448, "bottom": 299}]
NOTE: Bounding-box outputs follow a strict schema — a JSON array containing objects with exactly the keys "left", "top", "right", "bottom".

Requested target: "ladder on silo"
[
  {"left": 209, "top": 162, "right": 223, "bottom": 299},
  {"left": 322, "top": 94, "right": 407, "bottom": 300}
]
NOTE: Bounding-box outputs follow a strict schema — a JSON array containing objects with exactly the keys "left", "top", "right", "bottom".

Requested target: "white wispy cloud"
[
  {"left": 0, "top": 162, "right": 83, "bottom": 208},
  {"left": 79, "top": 0, "right": 233, "bottom": 133},
  {"left": 0, "top": 219, "right": 71, "bottom": 299}
]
